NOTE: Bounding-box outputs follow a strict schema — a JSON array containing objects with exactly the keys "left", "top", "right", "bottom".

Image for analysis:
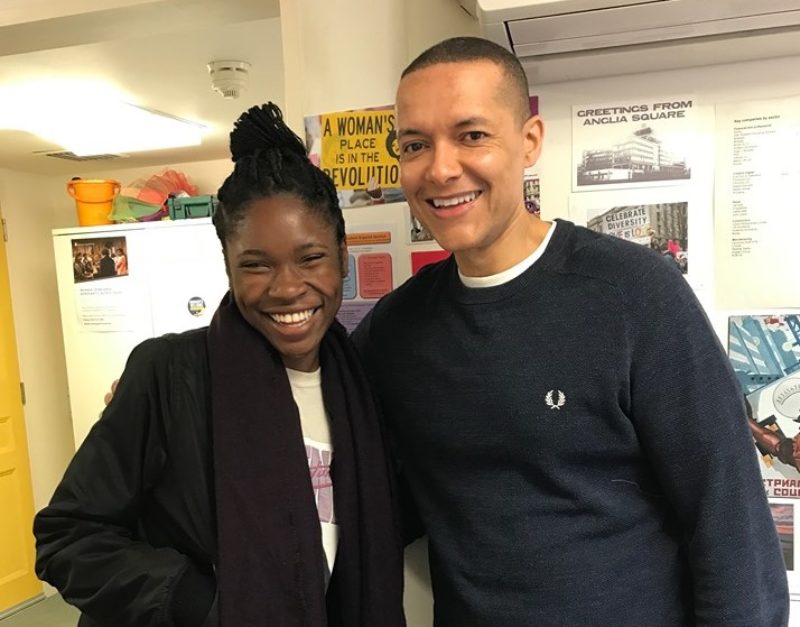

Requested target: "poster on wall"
[
  {"left": 305, "top": 106, "right": 405, "bottom": 209},
  {"left": 336, "top": 225, "right": 399, "bottom": 332},
  {"left": 525, "top": 95, "right": 542, "bottom": 216},
  {"left": 408, "top": 210, "right": 434, "bottom": 244},
  {"left": 714, "top": 96, "right": 800, "bottom": 309},
  {"left": 570, "top": 192, "right": 690, "bottom": 276},
  {"left": 728, "top": 314, "right": 800, "bottom": 497},
  {"left": 770, "top": 501, "right": 795, "bottom": 572},
  {"left": 729, "top": 313, "right": 800, "bottom": 591},
  {"left": 70, "top": 236, "right": 137, "bottom": 332},
  {"left": 71, "top": 236, "right": 128, "bottom": 283},
  {"left": 410, "top": 250, "right": 450, "bottom": 275},
  {"left": 572, "top": 96, "right": 695, "bottom": 192},
  {"left": 523, "top": 171, "right": 541, "bottom": 216}
]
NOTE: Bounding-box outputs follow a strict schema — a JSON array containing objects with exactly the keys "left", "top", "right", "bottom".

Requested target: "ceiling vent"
[
  {"left": 472, "top": 0, "right": 800, "bottom": 82},
  {"left": 476, "top": 0, "right": 800, "bottom": 56},
  {"left": 207, "top": 60, "right": 251, "bottom": 99},
  {"left": 37, "top": 150, "right": 127, "bottom": 161}
]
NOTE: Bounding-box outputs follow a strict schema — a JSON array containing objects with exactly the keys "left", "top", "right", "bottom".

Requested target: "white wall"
[{"left": 403, "top": 0, "right": 480, "bottom": 63}]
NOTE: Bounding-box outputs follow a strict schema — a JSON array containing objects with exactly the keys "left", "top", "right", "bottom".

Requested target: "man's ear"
[{"left": 522, "top": 115, "right": 544, "bottom": 168}]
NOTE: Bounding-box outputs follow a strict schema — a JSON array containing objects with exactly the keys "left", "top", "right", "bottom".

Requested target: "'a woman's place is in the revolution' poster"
[{"left": 305, "top": 106, "right": 405, "bottom": 208}]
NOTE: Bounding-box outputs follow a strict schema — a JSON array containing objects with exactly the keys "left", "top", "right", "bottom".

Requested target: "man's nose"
[{"left": 426, "top": 142, "right": 462, "bottom": 185}]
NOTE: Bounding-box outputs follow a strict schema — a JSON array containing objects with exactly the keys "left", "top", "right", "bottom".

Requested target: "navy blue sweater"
[{"left": 352, "top": 220, "right": 788, "bottom": 626}]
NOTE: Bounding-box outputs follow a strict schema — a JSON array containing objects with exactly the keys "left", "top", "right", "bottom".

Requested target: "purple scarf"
[{"left": 207, "top": 292, "right": 405, "bottom": 626}]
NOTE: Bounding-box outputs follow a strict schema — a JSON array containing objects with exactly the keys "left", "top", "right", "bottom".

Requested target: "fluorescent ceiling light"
[
  {"left": 0, "top": 79, "right": 206, "bottom": 155},
  {"left": 46, "top": 101, "right": 205, "bottom": 156}
]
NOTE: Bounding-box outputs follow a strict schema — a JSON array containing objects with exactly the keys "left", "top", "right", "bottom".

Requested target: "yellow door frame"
[{"left": 0, "top": 210, "right": 43, "bottom": 612}]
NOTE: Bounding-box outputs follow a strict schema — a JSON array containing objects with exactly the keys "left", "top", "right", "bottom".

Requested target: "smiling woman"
[
  {"left": 32, "top": 103, "right": 405, "bottom": 627},
  {"left": 214, "top": 105, "right": 349, "bottom": 374},
  {"left": 227, "top": 193, "right": 347, "bottom": 372}
]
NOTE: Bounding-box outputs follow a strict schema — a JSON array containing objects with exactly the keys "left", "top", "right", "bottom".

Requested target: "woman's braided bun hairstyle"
[{"left": 214, "top": 102, "right": 344, "bottom": 249}]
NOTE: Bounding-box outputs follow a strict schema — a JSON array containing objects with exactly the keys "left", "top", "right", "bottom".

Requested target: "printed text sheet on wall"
[{"left": 715, "top": 97, "right": 800, "bottom": 308}]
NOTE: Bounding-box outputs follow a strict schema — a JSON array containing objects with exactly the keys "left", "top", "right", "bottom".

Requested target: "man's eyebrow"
[
  {"left": 454, "top": 117, "right": 489, "bottom": 128},
  {"left": 397, "top": 128, "right": 423, "bottom": 139},
  {"left": 398, "top": 117, "right": 490, "bottom": 139}
]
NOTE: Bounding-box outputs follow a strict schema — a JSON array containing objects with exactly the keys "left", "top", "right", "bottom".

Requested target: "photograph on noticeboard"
[{"left": 71, "top": 236, "right": 129, "bottom": 283}]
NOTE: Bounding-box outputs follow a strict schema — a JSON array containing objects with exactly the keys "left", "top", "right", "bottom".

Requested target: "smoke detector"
[{"left": 207, "top": 60, "right": 251, "bottom": 99}]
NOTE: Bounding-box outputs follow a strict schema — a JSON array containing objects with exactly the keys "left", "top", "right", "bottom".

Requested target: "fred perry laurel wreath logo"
[{"left": 545, "top": 389, "right": 566, "bottom": 410}]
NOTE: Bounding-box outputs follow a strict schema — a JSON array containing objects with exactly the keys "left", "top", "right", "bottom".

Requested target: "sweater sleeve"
[
  {"left": 623, "top": 255, "right": 789, "bottom": 626},
  {"left": 33, "top": 338, "right": 215, "bottom": 627}
]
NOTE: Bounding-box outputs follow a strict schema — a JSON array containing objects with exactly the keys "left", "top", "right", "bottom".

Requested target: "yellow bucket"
[{"left": 67, "top": 179, "right": 121, "bottom": 226}]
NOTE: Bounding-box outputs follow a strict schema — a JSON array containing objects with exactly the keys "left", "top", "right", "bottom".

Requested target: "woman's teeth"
[{"left": 270, "top": 309, "right": 315, "bottom": 325}]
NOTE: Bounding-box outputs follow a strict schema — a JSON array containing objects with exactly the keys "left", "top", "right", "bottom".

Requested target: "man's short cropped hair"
[{"left": 401, "top": 36, "right": 531, "bottom": 124}]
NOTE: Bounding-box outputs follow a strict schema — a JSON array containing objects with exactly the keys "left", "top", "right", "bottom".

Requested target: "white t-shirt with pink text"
[{"left": 286, "top": 367, "right": 338, "bottom": 581}]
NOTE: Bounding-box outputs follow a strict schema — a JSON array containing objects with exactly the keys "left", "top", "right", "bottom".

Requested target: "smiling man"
[
  {"left": 351, "top": 37, "right": 789, "bottom": 626},
  {"left": 395, "top": 56, "right": 548, "bottom": 277}
]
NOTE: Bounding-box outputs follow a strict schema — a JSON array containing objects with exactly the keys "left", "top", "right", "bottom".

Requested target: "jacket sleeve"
[
  {"left": 34, "top": 338, "right": 215, "bottom": 627},
  {"left": 624, "top": 255, "right": 789, "bottom": 626},
  {"left": 352, "top": 309, "right": 425, "bottom": 546}
]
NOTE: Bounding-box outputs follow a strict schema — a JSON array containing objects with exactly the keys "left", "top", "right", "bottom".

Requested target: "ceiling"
[{"left": 0, "top": 0, "right": 284, "bottom": 175}]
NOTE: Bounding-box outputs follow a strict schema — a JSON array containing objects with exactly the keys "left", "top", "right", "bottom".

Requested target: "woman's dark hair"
[{"left": 214, "top": 102, "right": 345, "bottom": 250}]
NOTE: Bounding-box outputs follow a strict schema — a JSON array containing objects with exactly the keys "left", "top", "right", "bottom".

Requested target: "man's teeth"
[
  {"left": 270, "top": 309, "right": 315, "bottom": 325},
  {"left": 432, "top": 192, "right": 478, "bottom": 208}
]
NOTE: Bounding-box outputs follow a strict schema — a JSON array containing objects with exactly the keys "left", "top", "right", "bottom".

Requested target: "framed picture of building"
[{"left": 572, "top": 97, "right": 695, "bottom": 191}]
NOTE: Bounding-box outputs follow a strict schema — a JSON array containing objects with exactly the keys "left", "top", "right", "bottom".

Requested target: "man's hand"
[{"left": 104, "top": 379, "right": 119, "bottom": 406}]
